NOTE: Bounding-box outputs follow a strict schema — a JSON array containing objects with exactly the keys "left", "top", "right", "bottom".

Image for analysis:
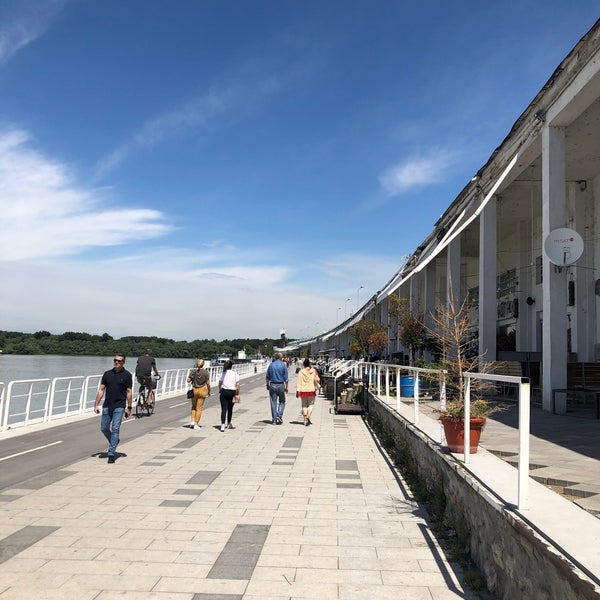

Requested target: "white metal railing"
[
  {"left": 0, "top": 361, "right": 267, "bottom": 433},
  {"left": 362, "top": 362, "right": 531, "bottom": 510},
  {"left": 354, "top": 361, "right": 446, "bottom": 424},
  {"left": 464, "top": 371, "right": 531, "bottom": 509}
]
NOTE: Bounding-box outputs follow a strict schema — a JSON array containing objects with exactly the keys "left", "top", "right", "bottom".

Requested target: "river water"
[{"left": 0, "top": 354, "right": 196, "bottom": 384}]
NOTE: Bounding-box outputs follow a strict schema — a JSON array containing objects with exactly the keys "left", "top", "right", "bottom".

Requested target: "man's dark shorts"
[{"left": 137, "top": 375, "right": 153, "bottom": 390}]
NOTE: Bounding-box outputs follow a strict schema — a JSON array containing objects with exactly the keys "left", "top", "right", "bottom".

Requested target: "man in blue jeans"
[
  {"left": 266, "top": 352, "right": 289, "bottom": 424},
  {"left": 94, "top": 353, "right": 133, "bottom": 463}
]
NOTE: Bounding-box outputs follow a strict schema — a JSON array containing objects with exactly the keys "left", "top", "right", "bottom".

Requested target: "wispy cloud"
[
  {"left": 0, "top": 129, "right": 171, "bottom": 260},
  {"left": 0, "top": 0, "right": 68, "bottom": 64},
  {"left": 0, "top": 244, "right": 395, "bottom": 338},
  {"left": 378, "top": 149, "right": 459, "bottom": 196},
  {"left": 95, "top": 78, "right": 280, "bottom": 179}
]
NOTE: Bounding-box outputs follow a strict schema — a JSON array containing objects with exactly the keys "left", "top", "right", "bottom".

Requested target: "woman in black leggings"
[{"left": 218, "top": 360, "right": 240, "bottom": 432}]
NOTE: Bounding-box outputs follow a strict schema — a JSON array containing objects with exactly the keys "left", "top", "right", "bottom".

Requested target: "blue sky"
[{"left": 0, "top": 1, "right": 598, "bottom": 342}]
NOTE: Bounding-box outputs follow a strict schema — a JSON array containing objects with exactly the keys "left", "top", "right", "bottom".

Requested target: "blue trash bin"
[{"left": 400, "top": 375, "right": 419, "bottom": 397}]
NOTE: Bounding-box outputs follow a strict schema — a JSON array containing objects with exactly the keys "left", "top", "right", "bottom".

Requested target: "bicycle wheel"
[
  {"left": 136, "top": 392, "right": 145, "bottom": 418},
  {"left": 148, "top": 396, "right": 155, "bottom": 416}
]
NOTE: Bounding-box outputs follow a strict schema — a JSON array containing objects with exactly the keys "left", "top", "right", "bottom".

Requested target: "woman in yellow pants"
[{"left": 187, "top": 358, "right": 211, "bottom": 429}]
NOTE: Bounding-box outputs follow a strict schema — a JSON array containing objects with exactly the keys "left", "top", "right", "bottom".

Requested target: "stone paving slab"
[{"left": 0, "top": 374, "right": 478, "bottom": 599}]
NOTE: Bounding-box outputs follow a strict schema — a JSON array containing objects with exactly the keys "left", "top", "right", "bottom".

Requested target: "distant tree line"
[{"left": 0, "top": 330, "right": 277, "bottom": 359}]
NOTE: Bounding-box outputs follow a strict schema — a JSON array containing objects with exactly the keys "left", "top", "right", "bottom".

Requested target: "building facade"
[{"left": 307, "top": 20, "right": 600, "bottom": 415}]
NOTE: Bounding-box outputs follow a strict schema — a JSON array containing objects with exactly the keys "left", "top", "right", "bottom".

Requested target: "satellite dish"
[{"left": 543, "top": 228, "right": 584, "bottom": 266}]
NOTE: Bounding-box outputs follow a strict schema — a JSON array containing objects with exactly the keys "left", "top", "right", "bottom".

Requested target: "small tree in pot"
[{"left": 427, "top": 289, "right": 500, "bottom": 453}]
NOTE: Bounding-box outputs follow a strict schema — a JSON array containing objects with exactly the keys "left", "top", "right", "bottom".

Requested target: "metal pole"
[
  {"left": 396, "top": 367, "right": 401, "bottom": 412},
  {"left": 413, "top": 368, "right": 420, "bottom": 424},
  {"left": 334, "top": 376, "right": 338, "bottom": 413},
  {"left": 385, "top": 367, "right": 390, "bottom": 402},
  {"left": 518, "top": 380, "right": 531, "bottom": 509},
  {"left": 464, "top": 376, "right": 471, "bottom": 464}
]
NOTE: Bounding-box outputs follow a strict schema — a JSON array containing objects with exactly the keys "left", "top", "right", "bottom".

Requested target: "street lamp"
[
  {"left": 344, "top": 297, "right": 351, "bottom": 320},
  {"left": 336, "top": 307, "right": 341, "bottom": 324},
  {"left": 357, "top": 285, "right": 364, "bottom": 311}
]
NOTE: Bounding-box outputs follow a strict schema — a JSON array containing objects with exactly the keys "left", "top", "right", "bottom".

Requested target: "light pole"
[
  {"left": 344, "top": 297, "right": 351, "bottom": 320},
  {"left": 336, "top": 307, "right": 342, "bottom": 325},
  {"left": 357, "top": 285, "right": 364, "bottom": 311}
]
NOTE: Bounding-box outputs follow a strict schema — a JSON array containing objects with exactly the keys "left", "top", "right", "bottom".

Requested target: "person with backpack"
[
  {"left": 135, "top": 349, "right": 159, "bottom": 408},
  {"left": 186, "top": 358, "right": 211, "bottom": 429}
]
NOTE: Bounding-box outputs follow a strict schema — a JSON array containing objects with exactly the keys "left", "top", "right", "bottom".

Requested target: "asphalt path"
[{"left": 0, "top": 372, "right": 267, "bottom": 491}]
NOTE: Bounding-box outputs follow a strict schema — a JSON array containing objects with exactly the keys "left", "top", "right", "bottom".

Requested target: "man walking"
[
  {"left": 94, "top": 353, "right": 133, "bottom": 463},
  {"left": 266, "top": 352, "right": 288, "bottom": 424},
  {"left": 135, "top": 349, "right": 159, "bottom": 407}
]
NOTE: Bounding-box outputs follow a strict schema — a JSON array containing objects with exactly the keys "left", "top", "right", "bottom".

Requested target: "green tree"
[
  {"left": 349, "top": 320, "right": 387, "bottom": 358},
  {"left": 388, "top": 295, "right": 425, "bottom": 365}
]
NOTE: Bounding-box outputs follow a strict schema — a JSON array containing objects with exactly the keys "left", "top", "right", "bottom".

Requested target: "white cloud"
[
  {"left": 0, "top": 252, "right": 320, "bottom": 340},
  {"left": 0, "top": 0, "right": 68, "bottom": 64},
  {"left": 379, "top": 149, "right": 459, "bottom": 196},
  {"left": 0, "top": 128, "right": 171, "bottom": 260},
  {"left": 0, "top": 129, "right": 400, "bottom": 340},
  {"left": 95, "top": 78, "right": 280, "bottom": 178},
  {"left": 0, "top": 241, "right": 399, "bottom": 340}
]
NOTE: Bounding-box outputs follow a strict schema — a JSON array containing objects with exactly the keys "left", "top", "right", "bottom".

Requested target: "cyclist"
[{"left": 135, "top": 349, "right": 160, "bottom": 407}]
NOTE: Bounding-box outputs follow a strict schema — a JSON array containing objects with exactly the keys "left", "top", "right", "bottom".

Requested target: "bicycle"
[{"left": 136, "top": 374, "right": 161, "bottom": 418}]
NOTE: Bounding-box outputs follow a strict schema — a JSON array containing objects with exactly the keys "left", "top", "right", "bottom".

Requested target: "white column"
[
  {"left": 479, "top": 198, "right": 497, "bottom": 362},
  {"left": 446, "top": 238, "right": 462, "bottom": 362},
  {"left": 424, "top": 262, "right": 437, "bottom": 362},
  {"left": 573, "top": 182, "right": 593, "bottom": 360},
  {"left": 517, "top": 218, "right": 532, "bottom": 351},
  {"left": 447, "top": 237, "right": 462, "bottom": 308},
  {"left": 542, "top": 125, "right": 568, "bottom": 413}
]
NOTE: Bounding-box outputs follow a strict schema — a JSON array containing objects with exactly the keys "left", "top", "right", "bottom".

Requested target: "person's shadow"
[{"left": 92, "top": 451, "right": 127, "bottom": 460}]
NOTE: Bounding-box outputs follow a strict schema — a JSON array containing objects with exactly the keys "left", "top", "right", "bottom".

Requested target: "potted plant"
[{"left": 427, "top": 288, "right": 500, "bottom": 454}]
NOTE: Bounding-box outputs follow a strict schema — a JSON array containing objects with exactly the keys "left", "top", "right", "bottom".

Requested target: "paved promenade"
[{"left": 0, "top": 373, "right": 479, "bottom": 599}]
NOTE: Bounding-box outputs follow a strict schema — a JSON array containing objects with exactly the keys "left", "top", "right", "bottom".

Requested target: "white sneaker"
[
  {"left": 227, "top": 422, "right": 235, "bottom": 429},
  {"left": 193, "top": 424, "right": 200, "bottom": 430},
  {"left": 189, "top": 422, "right": 195, "bottom": 428},
  {"left": 220, "top": 424, "right": 226, "bottom": 432}
]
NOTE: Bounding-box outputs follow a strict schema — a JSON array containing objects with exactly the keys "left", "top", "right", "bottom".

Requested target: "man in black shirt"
[
  {"left": 135, "top": 349, "right": 159, "bottom": 407},
  {"left": 94, "top": 353, "right": 133, "bottom": 463}
]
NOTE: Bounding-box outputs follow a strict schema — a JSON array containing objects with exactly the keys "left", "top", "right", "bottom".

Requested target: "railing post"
[
  {"left": 440, "top": 371, "right": 446, "bottom": 412},
  {"left": 385, "top": 367, "right": 390, "bottom": 402},
  {"left": 0, "top": 382, "right": 9, "bottom": 432},
  {"left": 396, "top": 367, "right": 401, "bottom": 412},
  {"left": 65, "top": 380, "right": 73, "bottom": 418},
  {"left": 463, "top": 376, "right": 471, "bottom": 464},
  {"left": 46, "top": 380, "right": 56, "bottom": 423},
  {"left": 518, "top": 380, "right": 531, "bottom": 509},
  {"left": 413, "top": 367, "right": 419, "bottom": 424}
]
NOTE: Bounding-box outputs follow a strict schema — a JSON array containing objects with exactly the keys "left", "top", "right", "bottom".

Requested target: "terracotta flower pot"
[{"left": 440, "top": 416, "right": 486, "bottom": 453}]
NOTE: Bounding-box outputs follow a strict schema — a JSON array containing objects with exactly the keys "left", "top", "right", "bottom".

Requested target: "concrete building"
[{"left": 308, "top": 19, "right": 600, "bottom": 416}]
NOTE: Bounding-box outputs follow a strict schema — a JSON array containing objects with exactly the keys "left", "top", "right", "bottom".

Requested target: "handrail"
[
  {"left": 363, "top": 363, "right": 531, "bottom": 510},
  {"left": 464, "top": 371, "right": 531, "bottom": 509},
  {"left": 357, "top": 361, "right": 447, "bottom": 424},
  {"left": 0, "top": 361, "right": 268, "bottom": 434}
]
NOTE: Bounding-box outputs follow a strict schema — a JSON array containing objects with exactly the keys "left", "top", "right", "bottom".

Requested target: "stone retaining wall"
[{"left": 367, "top": 392, "right": 600, "bottom": 599}]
